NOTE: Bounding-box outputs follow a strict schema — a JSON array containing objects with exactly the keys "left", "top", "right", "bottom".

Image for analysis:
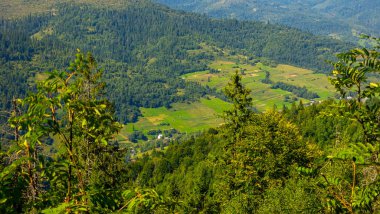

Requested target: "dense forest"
[
  {"left": 0, "top": 0, "right": 351, "bottom": 124},
  {"left": 1, "top": 0, "right": 380, "bottom": 213},
  {"left": 155, "top": 0, "right": 380, "bottom": 42},
  {"left": 0, "top": 38, "right": 379, "bottom": 212}
]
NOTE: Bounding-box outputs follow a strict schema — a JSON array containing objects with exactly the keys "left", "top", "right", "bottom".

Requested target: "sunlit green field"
[
  {"left": 120, "top": 60, "right": 337, "bottom": 138},
  {"left": 261, "top": 64, "right": 335, "bottom": 99},
  {"left": 120, "top": 43, "right": 337, "bottom": 138},
  {"left": 183, "top": 60, "right": 336, "bottom": 111},
  {"left": 119, "top": 97, "right": 232, "bottom": 139}
]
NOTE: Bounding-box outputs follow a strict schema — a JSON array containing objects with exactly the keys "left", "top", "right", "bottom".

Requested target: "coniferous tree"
[{"left": 222, "top": 70, "right": 253, "bottom": 141}]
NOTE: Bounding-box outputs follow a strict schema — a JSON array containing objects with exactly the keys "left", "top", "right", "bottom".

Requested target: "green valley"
[
  {"left": 183, "top": 60, "right": 336, "bottom": 109},
  {"left": 1, "top": 0, "right": 380, "bottom": 213},
  {"left": 119, "top": 42, "right": 336, "bottom": 137},
  {"left": 121, "top": 97, "right": 231, "bottom": 136},
  {"left": 0, "top": 0, "right": 351, "bottom": 125}
]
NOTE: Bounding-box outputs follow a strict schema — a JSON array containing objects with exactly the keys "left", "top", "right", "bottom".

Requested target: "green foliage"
[
  {"left": 218, "top": 111, "right": 320, "bottom": 212},
  {"left": 119, "top": 188, "right": 180, "bottom": 213},
  {"left": 0, "top": 1, "right": 351, "bottom": 125},
  {"left": 257, "top": 177, "right": 322, "bottom": 213},
  {"left": 41, "top": 202, "right": 70, "bottom": 214},
  {"left": 222, "top": 71, "right": 253, "bottom": 140},
  {"left": 284, "top": 99, "right": 363, "bottom": 148},
  {"left": 330, "top": 40, "right": 380, "bottom": 144},
  {"left": 191, "top": 72, "right": 321, "bottom": 212},
  {"left": 260, "top": 71, "right": 273, "bottom": 84},
  {"left": 123, "top": 110, "right": 321, "bottom": 213},
  {"left": 272, "top": 81, "right": 320, "bottom": 99},
  {"left": 1, "top": 51, "right": 126, "bottom": 212},
  {"left": 128, "top": 131, "right": 148, "bottom": 143},
  {"left": 0, "top": 2, "right": 378, "bottom": 213},
  {"left": 309, "top": 37, "right": 380, "bottom": 213},
  {"left": 156, "top": 0, "right": 380, "bottom": 42}
]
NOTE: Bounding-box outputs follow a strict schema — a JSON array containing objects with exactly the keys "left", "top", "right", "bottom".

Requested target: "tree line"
[
  {"left": 0, "top": 0, "right": 351, "bottom": 124},
  {"left": 271, "top": 81, "right": 320, "bottom": 99},
  {"left": 1, "top": 36, "right": 379, "bottom": 212}
]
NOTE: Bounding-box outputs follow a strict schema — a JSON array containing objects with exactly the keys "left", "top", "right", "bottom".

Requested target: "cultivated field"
[
  {"left": 121, "top": 56, "right": 337, "bottom": 138},
  {"left": 120, "top": 97, "right": 231, "bottom": 139},
  {"left": 183, "top": 60, "right": 336, "bottom": 111}
]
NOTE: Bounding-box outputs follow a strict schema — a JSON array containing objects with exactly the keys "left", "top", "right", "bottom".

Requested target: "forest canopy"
[
  {"left": 0, "top": 1, "right": 379, "bottom": 213},
  {"left": 0, "top": 37, "right": 379, "bottom": 212},
  {"left": 0, "top": 1, "right": 351, "bottom": 124}
]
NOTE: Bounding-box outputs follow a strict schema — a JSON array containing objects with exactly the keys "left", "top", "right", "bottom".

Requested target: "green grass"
[
  {"left": 182, "top": 60, "right": 337, "bottom": 111},
  {"left": 121, "top": 58, "right": 333, "bottom": 138},
  {"left": 260, "top": 64, "right": 335, "bottom": 100},
  {"left": 120, "top": 97, "right": 232, "bottom": 139}
]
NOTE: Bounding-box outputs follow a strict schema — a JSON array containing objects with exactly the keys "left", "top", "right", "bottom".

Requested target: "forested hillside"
[
  {"left": 0, "top": 0, "right": 350, "bottom": 124},
  {"left": 1, "top": 39, "right": 379, "bottom": 212},
  {"left": 1, "top": 1, "right": 379, "bottom": 213},
  {"left": 155, "top": 0, "right": 380, "bottom": 42}
]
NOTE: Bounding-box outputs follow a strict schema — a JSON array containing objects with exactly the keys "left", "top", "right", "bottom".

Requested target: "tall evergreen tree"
[{"left": 222, "top": 70, "right": 253, "bottom": 141}]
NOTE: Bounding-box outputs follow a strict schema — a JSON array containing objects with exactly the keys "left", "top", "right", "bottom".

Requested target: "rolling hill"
[
  {"left": 122, "top": 50, "right": 336, "bottom": 136},
  {"left": 0, "top": 0, "right": 350, "bottom": 127},
  {"left": 154, "top": 0, "right": 380, "bottom": 42}
]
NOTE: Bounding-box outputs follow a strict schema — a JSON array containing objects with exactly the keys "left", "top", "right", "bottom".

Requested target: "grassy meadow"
[
  {"left": 183, "top": 60, "right": 336, "bottom": 111},
  {"left": 121, "top": 51, "right": 337, "bottom": 138},
  {"left": 119, "top": 97, "right": 232, "bottom": 141}
]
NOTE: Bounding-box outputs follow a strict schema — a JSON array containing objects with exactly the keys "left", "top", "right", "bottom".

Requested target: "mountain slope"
[
  {"left": 154, "top": 0, "right": 380, "bottom": 41},
  {"left": 0, "top": 0, "right": 350, "bottom": 124}
]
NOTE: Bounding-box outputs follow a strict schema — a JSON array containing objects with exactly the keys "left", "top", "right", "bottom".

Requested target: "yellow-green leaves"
[
  {"left": 6, "top": 51, "right": 123, "bottom": 210},
  {"left": 81, "top": 119, "right": 87, "bottom": 127},
  {"left": 332, "top": 70, "right": 340, "bottom": 75},
  {"left": 322, "top": 37, "right": 380, "bottom": 213},
  {"left": 369, "top": 82, "right": 379, "bottom": 88}
]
